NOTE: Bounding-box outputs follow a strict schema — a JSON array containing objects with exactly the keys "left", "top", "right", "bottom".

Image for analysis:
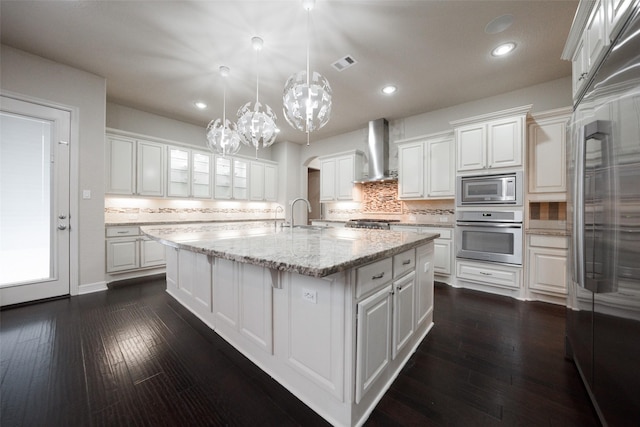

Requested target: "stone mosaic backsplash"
[
  {"left": 324, "top": 180, "right": 455, "bottom": 224},
  {"left": 105, "top": 197, "right": 281, "bottom": 224},
  {"left": 361, "top": 181, "right": 402, "bottom": 213}
]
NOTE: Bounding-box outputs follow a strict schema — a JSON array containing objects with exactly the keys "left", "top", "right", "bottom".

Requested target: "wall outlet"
[{"left": 302, "top": 289, "right": 317, "bottom": 304}]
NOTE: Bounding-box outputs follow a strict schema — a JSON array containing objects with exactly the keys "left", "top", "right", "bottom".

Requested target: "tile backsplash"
[
  {"left": 105, "top": 197, "right": 279, "bottom": 223},
  {"left": 529, "top": 201, "right": 567, "bottom": 220},
  {"left": 324, "top": 181, "right": 455, "bottom": 223}
]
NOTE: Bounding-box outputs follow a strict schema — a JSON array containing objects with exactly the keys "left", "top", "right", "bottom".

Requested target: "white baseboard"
[{"left": 78, "top": 281, "right": 108, "bottom": 295}]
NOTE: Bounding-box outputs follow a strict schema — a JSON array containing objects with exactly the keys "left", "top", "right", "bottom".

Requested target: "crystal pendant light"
[
  {"left": 206, "top": 66, "right": 241, "bottom": 157},
  {"left": 282, "top": 0, "right": 332, "bottom": 145},
  {"left": 237, "top": 36, "right": 278, "bottom": 156}
]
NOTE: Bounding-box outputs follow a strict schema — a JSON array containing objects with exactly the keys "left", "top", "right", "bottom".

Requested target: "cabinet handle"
[
  {"left": 117, "top": 231, "right": 129, "bottom": 234},
  {"left": 402, "top": 260, "right": 411, "bottom": 265},
  {"left": 480, "top": 271, "right": 492, "bottom": 276},
  {"left": 372, "top": 272, "right": 385, "bottom": 280}
]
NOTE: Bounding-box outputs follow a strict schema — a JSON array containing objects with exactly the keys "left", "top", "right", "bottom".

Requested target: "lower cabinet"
[
  {"left": 390, "top": 225, "right": 453, "bottom": 281},
  {"left": 106, "top": 226, "right": 166, "bottom": 274},
  {"left": 164, "top": 241, "right": 434, "bottom": 427},
  {"left": 456, "top": 259, "right": 524, "bottom": 299},
  {"left": 526, "top": 234, "right": 568, "bottom": 304}
]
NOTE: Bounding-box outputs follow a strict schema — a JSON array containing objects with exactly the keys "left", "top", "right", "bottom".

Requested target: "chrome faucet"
[
  {"left": 274, "top": 205, "right": 284, "bottom": 228},
  {"left": 290, "top": 197, "right": 311, "bottom": 228}
]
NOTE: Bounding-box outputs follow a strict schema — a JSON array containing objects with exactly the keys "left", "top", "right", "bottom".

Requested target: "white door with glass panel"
[{"left": 0, "top": 95, "right": 71, "bottom": 306}]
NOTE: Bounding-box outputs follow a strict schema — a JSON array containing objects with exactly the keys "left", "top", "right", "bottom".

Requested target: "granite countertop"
[
  {"left": 141, "top": 222, "right": 438, "bottom": 278},
  {"left": 312, "top": 219, "right": 454, "bottom": 228},
  {"left": 526, "top": 228, "right": 570, "bottom": 236}
]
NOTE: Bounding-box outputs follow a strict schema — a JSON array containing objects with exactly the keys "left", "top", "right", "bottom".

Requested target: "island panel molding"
[{"left": 146, "top": 221, "right": 436, "bottom": 426}]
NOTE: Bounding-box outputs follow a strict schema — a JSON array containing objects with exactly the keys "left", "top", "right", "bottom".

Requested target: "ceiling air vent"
[{"left": 332, "top": 55, "right": 357, "bottom": 72}]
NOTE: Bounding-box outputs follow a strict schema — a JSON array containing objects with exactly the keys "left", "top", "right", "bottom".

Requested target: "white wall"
[
  {"left": 1, "top": 45, "right": 107, "bottom": 293},
  {"left": 106, "top": 102, "right": 273, "bottom": 160}
]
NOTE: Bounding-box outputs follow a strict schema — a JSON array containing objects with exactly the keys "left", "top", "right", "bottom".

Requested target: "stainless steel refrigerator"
[{"left": 566, "top": 6, "right": 640, "bottom": 426}]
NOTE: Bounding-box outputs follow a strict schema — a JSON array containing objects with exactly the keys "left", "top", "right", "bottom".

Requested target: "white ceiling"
[{"left": 1, "top": 0, "right": 578, "bottom": 145}]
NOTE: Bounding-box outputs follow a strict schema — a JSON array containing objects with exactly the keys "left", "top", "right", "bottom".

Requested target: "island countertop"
[{"left": 141, "top": 222, "right": 438, "bottom": 278}]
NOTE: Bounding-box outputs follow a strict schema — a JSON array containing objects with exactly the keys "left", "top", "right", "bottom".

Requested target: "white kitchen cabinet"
[
  {"left": 106, "top": 135, "right": 164, "bottom": 196},
  {"left": 397, "top": 131, "right": 454, "bottom": 200},
  {"left": 264, "top": 163, "right": 278, "bottom": 201},
  {"left": 232, "top": 158, "right": 248, "bottom": 200},
  {"left": 164, "top": 240, "right": 434, "bottom": 427},
  {"left": 250, "top": 161, "right": 278, "bottom": 201},
  {"left": 355, "top": 284, "right": 393, "bottom": 404},
  {"left": 214, "top": 156, "right": 249, "bottom": 200},
  {"left": 415, "top": 243, "right": 434, "bottom": 328},
  {"left": 452, "top": 106, "right": 530, "bottom": 174},
  {"left": 562, "top": 0, "right": 635, "bottom": 102},
  {"left": 526, "top": 234, "right": 568, "bottom": 303},
  {"left": 214, "top": 258, "right": 273, "bottom": 354},
  {"left": 105, "top": 226, "right": 166, "bottom": 273},
  {"left": 397, "top": 141, "right": 424, "bottom": 198},
  {"left": 390, "top": 225, "right": 453, "bottom": 278},
  {"left": 214, "top": 156, "right": 232, "bottom": 199},
  {"left": 528, "top": 108, "right": 572, "bottom": 198},
  {"left": 167, "top": 147, "right": 213, "bottom": 198},
  {"left": 392, "top": 271, "right": 416, "bottom": 359},
  {"left": 319, "top": 150, "right": 364, "bottom": 201},
  {"left": 249, "top": 161, "right": 265, "bottom": 201},
  {"left": 456, "top": 259, "right": 523, "bottom": 298}
]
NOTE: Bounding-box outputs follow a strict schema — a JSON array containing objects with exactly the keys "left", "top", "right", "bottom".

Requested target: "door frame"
[{"left": 1, "top": 90, "right": 80, "bottom": 297}]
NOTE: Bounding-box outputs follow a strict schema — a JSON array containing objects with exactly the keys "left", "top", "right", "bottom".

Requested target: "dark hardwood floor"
[{"left": 1, "top": 279, "right": 599, "bottom": 426}]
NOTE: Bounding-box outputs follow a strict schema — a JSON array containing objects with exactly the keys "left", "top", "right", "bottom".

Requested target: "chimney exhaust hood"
[{"left": 354, "top": 118, "right": 397, "bottom": 183}]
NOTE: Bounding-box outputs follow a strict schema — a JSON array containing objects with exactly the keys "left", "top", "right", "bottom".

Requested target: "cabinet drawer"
[
  {"left": 393, "top": 249, "right": 415, "bottom": 278},
  {"left": 356, "top": 258, "right": 393, "bottom": 299},
  {"left": 106, "top": 226, "right": 140, "bottom": 237},
  {"left": 529, "top": 234, "right": 568, "bottom": 249},
  {"left": 457, "top": 260, "right": 521, "bottom": 290}
]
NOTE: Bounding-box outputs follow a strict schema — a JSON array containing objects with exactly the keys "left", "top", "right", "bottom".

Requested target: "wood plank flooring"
[{"left": 1, "top": 279, "right": 599, "bottom": 426}]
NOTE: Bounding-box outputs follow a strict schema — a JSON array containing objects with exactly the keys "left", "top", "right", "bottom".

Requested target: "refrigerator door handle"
[
  {"left": 573, "top": 122, "right": 586, "bottom": 289},
  {"left": 578, "top": 120, "right": 617, "bottom": 293}
]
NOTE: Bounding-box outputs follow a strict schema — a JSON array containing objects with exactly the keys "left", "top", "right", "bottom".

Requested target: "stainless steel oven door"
[{"left": 455, "top": 221, "right": 523, "bottom": 265}]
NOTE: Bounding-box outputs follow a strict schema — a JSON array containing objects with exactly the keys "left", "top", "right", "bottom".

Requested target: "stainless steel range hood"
[{"left": 354, "top": 118, "right": 397, "bottom": 183}]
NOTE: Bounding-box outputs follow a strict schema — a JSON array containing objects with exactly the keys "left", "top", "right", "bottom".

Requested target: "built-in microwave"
[{"left": 456, "top": 171, "right": 523, "bottom": 206}]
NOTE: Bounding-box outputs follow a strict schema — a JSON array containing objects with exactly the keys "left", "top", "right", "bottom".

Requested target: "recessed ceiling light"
[
  {"left": 194, "top": 101, "right": 207, "bottom": 109},
  {"left": 382, "top": 85, "right": 397, "bottom": 95},
  {"left": 491, "top": 42, "right": 516, "bottom": 57}
]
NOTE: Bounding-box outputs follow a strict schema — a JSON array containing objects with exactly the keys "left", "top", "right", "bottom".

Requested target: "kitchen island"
[{"left": 141, "top": 223, "right": 437, "bottom": 427}]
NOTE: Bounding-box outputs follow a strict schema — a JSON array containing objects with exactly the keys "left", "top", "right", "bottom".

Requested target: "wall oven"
[
  {"left": 456, "top": 171, "right": 523, "bottom": 206},
  {"left": 455, "top": 210, "right": 523, "bottom": 265}
]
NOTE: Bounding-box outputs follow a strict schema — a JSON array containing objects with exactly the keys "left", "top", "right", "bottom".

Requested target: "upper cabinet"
[
  {"left": 451, "top": 105, "right": 531, "bottom": 175},
  {"left": 319, "top": 150, "right": 364, "bottom": 202},
  {"left": 562, "top": 0, "right": 637, "bottom": 102},
  {"left": 396, "top": 131, "right": 454, "bottom": 200},
  {"left": 167, "top": 146, "right": 213, "bottom": 198},
  {"left": 250, "top": 161, "right": 278, "bottom": 201},
  {"left": 107, "top": 130, "right": 279, "bottom": 202},
  {"left": 215, "top": 156, "right": 248, "bottom": 200},
  {"left": 527, "top": 108, "right": 572, "bottom": 199},
  {"left": 106, "top": 134, "right": 164, "bottom": 196}
]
